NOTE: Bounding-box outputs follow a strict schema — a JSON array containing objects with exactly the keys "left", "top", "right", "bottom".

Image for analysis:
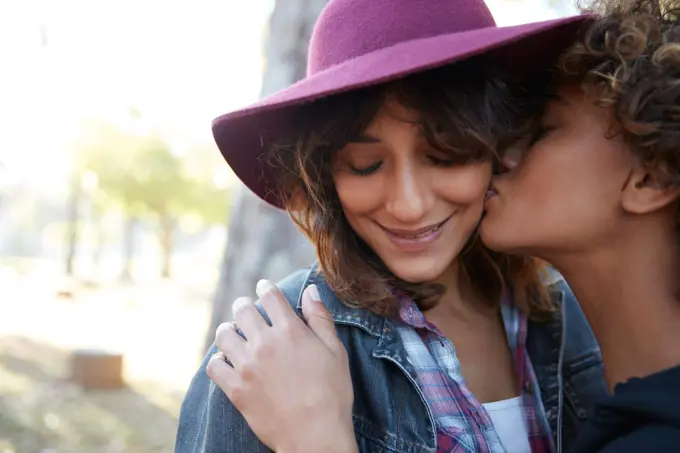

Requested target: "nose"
[{"left": 385, "top": 162, "right": 434, "bottom": 223}]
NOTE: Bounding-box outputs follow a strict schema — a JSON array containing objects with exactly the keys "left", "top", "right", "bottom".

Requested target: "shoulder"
[
  {"left": 529, "top": 272, "right": 608, "bottom": 419},
  {"left": 542, "top": 274, "right": 603, "bottom": 368},
  {"left": 174, "top": 267, "right": 321, "bottom": 453},
  {"left": 274, "top": 264, "right": 387, "bottom": 337},
  {"left": 175, "top": 344, "right": 272, "bottom": 453},
  {"left": 545, "top": 273, "right": 599, "bottom": 356}
]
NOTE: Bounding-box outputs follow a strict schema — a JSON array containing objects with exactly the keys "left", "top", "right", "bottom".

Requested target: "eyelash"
[
  {"left": 349, "top": 161, "right": 383, "bottom": 175},
  {"left": 428, "top": 155, "right": 455, "bottom": 167},
  {"left": 349, "top": 155, "right": 455, "bottom": 176}
]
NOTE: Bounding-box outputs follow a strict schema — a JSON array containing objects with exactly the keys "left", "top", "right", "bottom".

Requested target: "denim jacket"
[{"left": 175, "top": 265, "right": 607, "bottom": 453}]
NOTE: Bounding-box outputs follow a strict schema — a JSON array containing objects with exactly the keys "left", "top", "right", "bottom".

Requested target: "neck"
[
  {"left": 547, "top": 224, "right": 680, "bottom": 391},
  {"left": 426, "top": 258, "right": 498, "bottom": 319}
]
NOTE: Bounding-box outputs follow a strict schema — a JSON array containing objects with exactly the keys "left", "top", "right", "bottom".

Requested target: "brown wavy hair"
[
  {"left": 560, "top": 0, "right": 680, "bottom": 195},
  {"left": 268, "top": 58, "right": 553, "bottom": 318}
]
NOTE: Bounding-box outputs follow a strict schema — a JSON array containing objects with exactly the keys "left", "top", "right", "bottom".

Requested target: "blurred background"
[{"left": 0, "top": 0, "right": 577, "bottom": 452}]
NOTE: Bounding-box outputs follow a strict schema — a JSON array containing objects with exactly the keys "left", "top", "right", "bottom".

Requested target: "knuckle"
[
  {"left": 318, "top": 311, "right": 334, "bottom": 323},
  {"left": 239, "top": 359, "right": 258, "bottom": 383},
  {"left": 278, "top": 320, "right": 299, "bottom": 340},
  {"left": 259, "top": 289, "right": 277, "bottom": 306},
  {"left": 251, "top": 339, "right": 274, "bottom": 361},
  {"left": 228, "top": 382, "right": 247, "bottom": 407}
]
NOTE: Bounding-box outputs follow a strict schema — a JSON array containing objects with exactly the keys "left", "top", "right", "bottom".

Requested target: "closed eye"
[
  {"left": 428, "top": 155, "right": 454, "bottom": 167},
  {"left": 349, "top": 161, "right": 383, "bottom": 175},
  {"left": 498, "top": 124, "right": 556, "bottom": 172}
]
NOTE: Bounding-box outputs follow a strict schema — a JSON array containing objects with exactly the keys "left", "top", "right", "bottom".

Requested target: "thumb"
[{"left": 301, "top": 284, "right": 341, "bottom": 351}]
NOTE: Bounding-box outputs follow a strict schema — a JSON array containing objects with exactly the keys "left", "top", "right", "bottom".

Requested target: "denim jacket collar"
[
  {"left": 295, "top": 263, "right": 567, "bottom": 336},
  {"left": 294, "top": 266, "right": 387, "bottom": 338}
]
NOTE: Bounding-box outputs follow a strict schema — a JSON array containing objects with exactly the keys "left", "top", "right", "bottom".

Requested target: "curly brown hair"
[
  {"left": 267, "top": 58, "right": 553, "bottom": 318},
  {"left": 560, "top": 0, "right": 680, "bottom": 189}
]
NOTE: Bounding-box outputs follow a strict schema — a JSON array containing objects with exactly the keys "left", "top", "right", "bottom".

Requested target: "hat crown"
[{"left": 308, "top": 0, "right": 496, "bottom": 75}]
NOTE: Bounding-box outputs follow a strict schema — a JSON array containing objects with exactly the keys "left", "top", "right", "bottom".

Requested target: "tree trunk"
[
  {"left": 203, "top": 0, "right": 327, "bottom": 352},
  {"left": 65, "top": 174, "right": 81, "bottom": 277},
  {"left": 91, "top": 202, "right": 104, "bottom": 279},
  {"left": 120, "top": 215, "right": 137, "bottom": 282},
  {"left": 160, "top": 213, "right": 173, "bottom": 279}
]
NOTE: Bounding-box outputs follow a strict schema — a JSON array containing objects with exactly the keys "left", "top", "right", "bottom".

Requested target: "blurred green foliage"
[{"left": 66, "top": 112, "right": 233, "bottom": 278}]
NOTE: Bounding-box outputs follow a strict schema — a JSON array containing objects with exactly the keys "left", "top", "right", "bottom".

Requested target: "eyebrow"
[{"left": 351, "top": 133, "right": 381, "bottom": 143}]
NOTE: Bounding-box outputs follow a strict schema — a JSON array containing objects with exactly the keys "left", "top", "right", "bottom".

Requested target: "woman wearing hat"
[
  {"left": 183, "top": 0, "right": 680, "bottom": 452},
  {"left": 174, "top": 1, "right": 608, "bottom": 452}
]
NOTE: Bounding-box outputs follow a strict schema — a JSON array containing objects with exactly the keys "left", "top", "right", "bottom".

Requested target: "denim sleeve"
[
  {"left": 174, "top": 344, "right": 273, "bottom": 453},
  {"left": 174, "top": 268, "right": 313, "bottom": 453}
]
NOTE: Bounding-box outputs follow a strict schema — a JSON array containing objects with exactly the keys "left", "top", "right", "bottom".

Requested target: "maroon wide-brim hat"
[{"left": 213, "top": 0, "right": 592, "bottom": 209}]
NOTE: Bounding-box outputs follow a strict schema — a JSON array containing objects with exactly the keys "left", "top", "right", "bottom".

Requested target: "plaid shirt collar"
[{"left": 394, "top": 293, "right": 553, "bottom": 453}]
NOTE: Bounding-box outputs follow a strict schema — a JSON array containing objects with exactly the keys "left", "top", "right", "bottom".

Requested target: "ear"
[{"left": 621, "top": 164, "right": 680, "bottom": 215}]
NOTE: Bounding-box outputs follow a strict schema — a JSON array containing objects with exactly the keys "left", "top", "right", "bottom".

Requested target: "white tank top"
[{"left": 482, "top": 396, "right": 531, "bottom": 453}]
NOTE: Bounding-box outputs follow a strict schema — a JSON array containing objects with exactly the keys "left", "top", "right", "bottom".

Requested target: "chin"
[{"left": 387, "top": 259, "right": 450, "bottom": 284}]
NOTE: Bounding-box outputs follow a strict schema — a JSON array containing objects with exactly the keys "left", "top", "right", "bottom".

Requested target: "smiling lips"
[{"left": 379, "top": 214, "right": 454, "bottom": 251}]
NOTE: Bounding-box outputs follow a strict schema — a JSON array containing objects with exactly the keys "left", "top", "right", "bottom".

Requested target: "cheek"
[
  {"left": 513, "top": 154, "right": 567, "bottom": 209},
  {"left": 434, "top": 162, "right": 491, "bottom": 205},
  {"left": 517, "top": 137, "right": 629, "bottom": 214},
  {"left": 333, "top": 172, "right": 384, "bottom": 216},
  {"left": 484, "top": 137, "right": 631, "bottom": 251},
  {"left": 481, "top": 151, "right": 573, "bottom": 252}
]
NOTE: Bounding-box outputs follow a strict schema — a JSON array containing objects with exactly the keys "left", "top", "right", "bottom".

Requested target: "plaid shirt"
[{"left": 395, "top": 295, "right": 553, "bottom": 453}]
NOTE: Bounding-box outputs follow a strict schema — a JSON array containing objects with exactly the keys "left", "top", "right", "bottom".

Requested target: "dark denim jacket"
[{"left": 175, "top": 265, "right": 607, "bottom": 453}]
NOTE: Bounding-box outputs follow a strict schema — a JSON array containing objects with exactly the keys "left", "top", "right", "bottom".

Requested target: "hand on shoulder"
[{"left": 207, "top": 280, "right": 358, "bottom": 453}]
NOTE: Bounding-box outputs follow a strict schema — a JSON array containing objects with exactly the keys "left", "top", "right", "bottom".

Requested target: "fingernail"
[
  {"left": 256, "top": 279, "right": 275, "bottom": 298},
  {"left": 232, "top": 296, "right": 252, "bottom": 316},
  {"left": 306, "top": 284, "right": 321, "bottom": 302}
]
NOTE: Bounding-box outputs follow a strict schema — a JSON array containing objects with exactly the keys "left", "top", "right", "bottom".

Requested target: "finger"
[
  {"left": 232, "top": 296, "right": 269, "bottom": 339},
  {"left": 300, "top": 284, "right": 342, "bottom": 351},
  {"left": 215, "top": 322, "right": 246, "bottom": 367},
  {"left": 256, "top": 279, "right": 299, "bottom": 324},
  {"left": 206, "top": 351, "right": 241, "bottom": 396}
]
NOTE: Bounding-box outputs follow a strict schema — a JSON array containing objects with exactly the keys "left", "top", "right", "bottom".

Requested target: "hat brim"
[{"left": 213, "top": 15, "right": 592, "bottom": 209}]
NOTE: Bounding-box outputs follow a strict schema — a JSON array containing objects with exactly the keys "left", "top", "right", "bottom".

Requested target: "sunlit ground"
[{"left": 0, "top": 258, "right": 212, "bottom": 453}]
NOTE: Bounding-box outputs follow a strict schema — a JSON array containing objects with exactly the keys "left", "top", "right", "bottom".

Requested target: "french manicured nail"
[
  {"left": 256, "top": 279, "right": 275, "bottom": 298},
  {"left": 306, "top": 284, "right": 321, "bottom": 302}
]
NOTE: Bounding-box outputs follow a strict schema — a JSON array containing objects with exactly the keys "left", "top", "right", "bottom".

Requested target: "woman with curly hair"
[
  {"left": 481, "top": 0, "right": 680, "bottom": 450},
  {"left": 198, "top": 0, "right": 680, "bottom": 452}
]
